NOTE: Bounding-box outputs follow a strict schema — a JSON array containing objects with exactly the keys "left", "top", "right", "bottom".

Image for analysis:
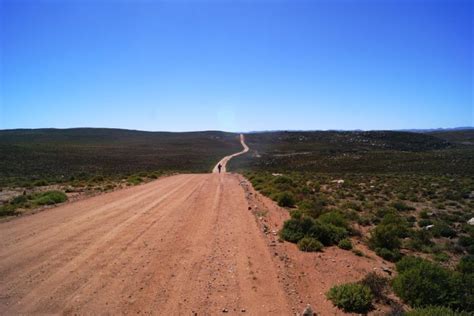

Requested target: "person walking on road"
[{"left": 218, "top": 163, "right": 222, "bottom": 173}]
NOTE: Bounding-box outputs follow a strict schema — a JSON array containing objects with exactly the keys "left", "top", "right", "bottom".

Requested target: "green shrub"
[
  {"left": 290, "top": 210, "right": 303, "bottom": 219},
  {"left": 432, "top": 223, "right": 457, "bottom": 238},
  {"left": 279, "top": 218, "right": 306, "bottom": 242},
  {"left": 273, "top": 175, "right": 294, "bottom": 185},
  {"left": 318, "top": 211, "right": 348, "bottom": 229},
  {"left": 11, "top": 195, "right": 28, "bottom": 205},
  {"left": 395, "top": 256, "right": 425, "bottom": 273},
  {"left": 280, "top": 214, "right": 348, "bottom": 247},
  {"left": 279, "top": 216, "right": 315, "bottom": 243},
  {"left": 360, "top": 272, "right": 388, "bottom": 302},
  {"left": 308, "top": 221, "right": 348, "bottom": 246},
  {"left": 273, "top": 176, "right": 294, "bottom": 191},
  {"left": 352, "top": 249, "right": 364, "bottom": 256},
  {"left": 457, "top": 255, "right": 474, "bottom": 274},
  {"left": 127, "top": 175, "right": 143, "bottom": 185},
  {"left": 338, "top": 238, "right": 353, "bottom": 250},
  {"left": 407, "top": 229, "right": 433, "bottom": 251},
  {"left": 369, "top": 224, "right": 402, "bottom": 250},
  {"left": 33, "top": 191, "right": 68, "bottom": 205},
  {"left": 433, "top": 252, "right": 450, "bottom": 262},
  {"left": 420, "top": 210, "right": 430, "bottom": 219},
  {"left": 418, "top": 219, "right": 433, "bottom": 227},
  {"left": 458, "top": 235, "right": 474, "bottom": 248},
  {"left": 357, "top": 215, "right": 372, "bottom": 226},
  {"left": 277, "top": 192, "right": 295, "bottom": 207},
  {"left": 33, "top": 179, "right": 48, "bottom": 187},
  {"left": 393, "top": 256, "right": 464, "bottom": 309},
  {"left": 376, "top": 247, "right": 402, "bottom": 262},
  {"left": 380, "top": 212, "right": 410, "bottom": 237},
  {"left": 299, "top": 198, "right": 326, "bottom": 218},
  {"left": 297, "top": 237, "right": 323, "bottom": 252},
  {"left": 405, "top": 306, "right": 470, "bottom": 316},
  {"left": 0, "top": 205, "right": 19, "bottom": 217},
  {"left": 392, "top": 201, "right": 415, "bottom": 211},
  {"left": 91, "top": 175, "right": 104, "bottom": 182},
  {"left": 326, "top": 283, "right": 373, "bottom": 313}
]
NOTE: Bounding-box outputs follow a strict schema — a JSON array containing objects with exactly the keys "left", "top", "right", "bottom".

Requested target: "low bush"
[
  {"left": 297, "top": 237, "right": 323, "bottom": 252},
  {"left": 393, "top": 257, "right": 453, "bottom": 308},
  {"left": 418, "top": 219, "right": 433, "bottom": 227},
  {"left": 279, "top": 214, "right": 349, "bottom": 247},
  {"left": 273, "top": 176, "right": 294, "bottom": 191},
  {"left": 391, "top": 201, "right": 415, "bottom": 211},
  {"left": 318, "top": 211, "right": 348, "bottom": 229},
  {"left": 308, "top": 221, "right": 348, "bottom": 246},
  {"left": 457, "top": 255, "right": 474, "bottom": 274},
  {"left": 127, "top": 175, "right": 143, "bottom": 185},
  {"left": 369, "top": 224, "right": 402, "bottom": 250},
  {"left": 369, "top": 212, "right": 411, "bottom": 258},
  {"left": 290, "top": 210, "right": 303, "bottom": 219},
  {"left": 407, "top": 229, "right": 433, "bottom": 252},
  {"left": 376, "top": 247, "right": 402, "bottom": 262},
  {"left": 299, "top": 198, "right": 326, "bottom": 218},
  {"left": 433, "top": 252, "right": 450, "bottom": 262},
  {"left": 11, "top": 195, "right": 27, "bottom": 205},
  {"left": 395, "top": 255, "right": 425, "bottom": 273},
  {"left": 0, "top": 205, "right": 18, "bottom": 217},
  {"left": 393, "top": 256, "right": 472, "bottom": 311},
  {"left": 458, "top": 236, "right": 474, "bottom": 254},
  {"left": 273, "top": 175, "right": 294, "bottom": 186},
  {"left": 33, "top": 179, "right": 48, "bottom": 187},
  {"left": 432, "top": 223, "right": 457, "bottom": 238},
  {"left": 326, "top": 282, "right": 373, "bottom": 313},
  {"left": 33, "top": 191, "right": 68, "bottom": 205},
  {"left": 405, "top": 306, "right": 470, "bottom": 316},
  {"left": 360, "top": 272, "right": 389, "bottom": 302},
  {"left": 338, "top": 238, "right": 353, "bottom": 250},
  {"left": 277, "top": 192, "right": 295, "bottom": 207},
  {"left": 419, "top": 210, "right": 430, "bottom": 219},
  {"left": 357, "top": 215, "right": 372, "bottom": 226},
  {"left": 279, "top": 218, "right": 307, "bottom": 243},
  {"left": 380, "top": 212, "right": 410, "bottom": 237}
]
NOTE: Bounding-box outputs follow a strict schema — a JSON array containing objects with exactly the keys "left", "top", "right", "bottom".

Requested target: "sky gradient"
[{"left": 1, "top": 0, "right": 472, "bottom": 132}]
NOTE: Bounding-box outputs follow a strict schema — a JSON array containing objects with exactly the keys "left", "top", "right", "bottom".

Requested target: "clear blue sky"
[{"left": 1, "top": 0, "right": 472, "bottom": 132}]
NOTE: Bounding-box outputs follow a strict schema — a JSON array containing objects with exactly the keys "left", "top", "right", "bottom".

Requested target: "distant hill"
[
  {"left": 2, "top": 128, "right": 473, "bottom": 187},
  {"left": 426, "top": 129, "right": 474, "bottom": 145},
  {"left": 228, "top": 130, "right": 474, "bottom": 175},
  {"left": 400, "top": 127, "right": 473, "bottom": 133},
  {"left": 0, "top": 128, "right": 241, "bottom": 187},
  {"left": 241, "top": 130, "right": 453, "bottom": 152}
]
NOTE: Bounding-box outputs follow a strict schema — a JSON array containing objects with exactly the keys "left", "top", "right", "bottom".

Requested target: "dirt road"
[
  {"left": 213, "top": 134, "right": 249, "bottom": 173},
  {"left": 0, "top": 135, "right": 292, "bottom": 315}
]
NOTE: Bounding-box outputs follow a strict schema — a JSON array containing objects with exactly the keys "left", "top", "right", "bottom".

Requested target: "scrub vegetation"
[
  {"left": 0, "top": 190, "right": 67, "bottom": 216},
  {"left": 229, "top": 129, "right": 474, "bottom": 314}
]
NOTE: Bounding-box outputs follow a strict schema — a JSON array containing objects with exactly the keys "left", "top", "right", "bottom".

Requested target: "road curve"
[
  {"left": 213, "top": 134, "right": 249, "bottom": 173},
  {"left": 0, "top": 141, "right": 291, "bottom": 315}
]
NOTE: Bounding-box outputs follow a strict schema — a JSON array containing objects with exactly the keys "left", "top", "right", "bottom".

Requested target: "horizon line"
[{"left": 1, "top": 126, "right": 473, "bottom": 134}]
